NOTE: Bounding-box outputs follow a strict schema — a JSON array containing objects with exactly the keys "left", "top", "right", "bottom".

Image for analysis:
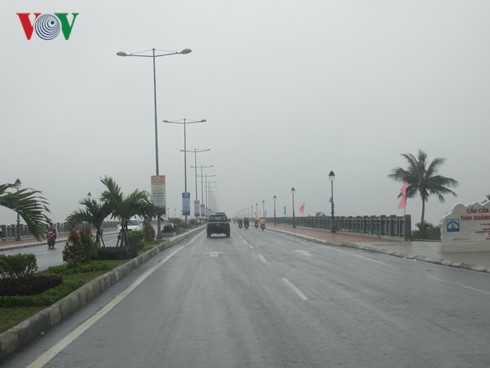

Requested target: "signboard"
[
  {"left": 441, "top": 202, "right": 490, "bottom": 252},
  {"left": 200, "top": 204, "right": 205, "bottom": 217},
  {"left": 194, "top": 200, "right": 200, "bottom": 217},
  {"left": 182, "top": 192, "right": 191, "bottom": 216},
  {"left": 151, "top": 176, "right": 166, "bottom": 214}
]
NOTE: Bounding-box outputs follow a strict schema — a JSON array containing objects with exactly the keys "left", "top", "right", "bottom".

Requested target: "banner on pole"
[
  {"left": 182, "top": 192, "right": 191, "bottom": 216},
  {"left": 151, "top": 176, "right": 166, "bottom": 215}
]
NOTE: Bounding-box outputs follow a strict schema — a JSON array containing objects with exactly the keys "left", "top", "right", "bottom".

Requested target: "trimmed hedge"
[
  {"left": 0, "top": 275, "right": 62, "bottom": 297},
  {"left": 0, "top": 254, "right": 38, "bottom": 279},
  {"left": 97, "top": 247, "right": 138, "bottom": 260}
]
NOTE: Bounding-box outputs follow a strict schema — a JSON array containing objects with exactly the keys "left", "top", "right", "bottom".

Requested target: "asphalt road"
[
  {"left": 1, "top": 233, "right": 120, "bottom": 270},
  {"left": 4, "top": 226, "right": 490, "bottom": 368}
]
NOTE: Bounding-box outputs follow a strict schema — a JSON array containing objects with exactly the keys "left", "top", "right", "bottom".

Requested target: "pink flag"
[
  {"left": 398, "top": 182, "right": 407, "bottom": 209},
  {"left": 299, "top": 202, "right": 305, "bottom": 214}
]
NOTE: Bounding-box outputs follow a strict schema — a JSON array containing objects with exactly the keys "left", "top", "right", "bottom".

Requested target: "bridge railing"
[
  {"left": 271, "top": 214, "right": 411, "bottom": 239},
  {"left": 0, "top": 221, "right": 119, "bottom": 242}
]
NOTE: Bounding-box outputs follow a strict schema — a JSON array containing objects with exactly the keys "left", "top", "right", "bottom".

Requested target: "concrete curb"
[
  {"left": 269, "top": 227, "right": 490, "bottom": 274},
  {"left": 0, "top": 227, "right": 204, "bottom": 361}
]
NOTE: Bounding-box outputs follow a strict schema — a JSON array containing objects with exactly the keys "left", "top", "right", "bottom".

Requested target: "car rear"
[{"left": 207, "top": 214, "right": 230, "bottom": 237}]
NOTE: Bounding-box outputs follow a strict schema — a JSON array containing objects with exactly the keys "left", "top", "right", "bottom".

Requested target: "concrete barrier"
[{"left": 0, "top": 227, "right": 204, "bottom": 361}]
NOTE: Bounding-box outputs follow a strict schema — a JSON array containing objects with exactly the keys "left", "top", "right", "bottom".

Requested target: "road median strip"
[{"left": 0, "top": 227, "right": 204, "bottom": 361}]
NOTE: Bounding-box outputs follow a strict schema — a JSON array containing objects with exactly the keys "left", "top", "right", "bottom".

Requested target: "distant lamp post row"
[
  {"left": 117, "top": 47, "right": 192, "bottom": 237},
  {"left": 163, "top": 118, "right": 206, "bottom": 222}
]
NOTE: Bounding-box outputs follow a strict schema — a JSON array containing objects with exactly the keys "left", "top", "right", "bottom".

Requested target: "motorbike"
[
  {"left": 260, "top": 223, "right": 265, "bottom": 231},
  {"left": 254, "top": 221, "right": 259, "bottom": 229},
  {"left": 244, "top": 220, "right": 249, "bottom": 229},
  {"left": 238, "top": 219, "right": 243, "bottom": 229}
]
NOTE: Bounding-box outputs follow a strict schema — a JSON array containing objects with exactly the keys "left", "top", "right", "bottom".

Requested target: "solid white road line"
[
  {"left": 282, "top": 278, "right": 309, "bottom": 301},
  {"left": 26, "top": 236, "right": 199, "bottom": 368}
]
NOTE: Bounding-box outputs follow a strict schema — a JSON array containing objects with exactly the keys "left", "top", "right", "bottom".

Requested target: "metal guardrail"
[
  {"left": 0, "top": 221, "right": 119, "bottom": 241},
  {"left": 271, "top": 215, "right": 411, "bottom": 240}
]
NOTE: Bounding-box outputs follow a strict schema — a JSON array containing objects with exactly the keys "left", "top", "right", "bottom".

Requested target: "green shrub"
[
  {"left": 143, "top": 221, "right": 156, "bottom": 241},
  {"left": 162, "top": 224, "right": 174, "bottom": 233},
  {"left": 63, "top": 228, "right": 98, "bottom": 267},
  {"left": 0, "top": 254, "right": 38, "bottom": 279},
  {"left": 412, "top": 222, "right": 441, "bottom": 240},
  {"left": 128, "top": 231, "right": 144, "bottom": 249}
]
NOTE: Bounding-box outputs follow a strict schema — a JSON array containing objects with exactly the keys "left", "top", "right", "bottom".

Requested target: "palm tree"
[
  {"left": 388, "top": 149, "right": 458, "bottom": 224},
  {"left": 65, "top": 196, "right": 112, "bottom": 247},
  {"left": 100, "top": 176, "right": 162, "bottom": 247},
  {"left": 0, "top": 182, "right": 50, "bottom": 239}
]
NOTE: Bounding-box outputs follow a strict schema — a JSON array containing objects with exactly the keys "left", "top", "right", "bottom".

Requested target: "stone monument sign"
[{"left": 441, "top": 202, "right": 490, "bottom": 252}]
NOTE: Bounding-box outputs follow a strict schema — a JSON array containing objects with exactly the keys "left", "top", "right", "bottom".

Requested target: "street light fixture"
[
  {"left": 291, "top": 187, "right": 296, "bottom": 228},
  {"left": 273, "top": 195, "right": 277, "bottom": 226},
  {"left": 163, "top": 118, "right": 206, "bottom": 222},
  {"left": 329, "top": 170, "right": 336, "bottom": 233},
  {"left": 117, "top": 47, "right": 191, "bottom": 238},
  {"left": 14, "top": 179, "right": 21, "bottom": 241},
  {"left": 195, "top": 165, "right": 213, "bottom": 217}
]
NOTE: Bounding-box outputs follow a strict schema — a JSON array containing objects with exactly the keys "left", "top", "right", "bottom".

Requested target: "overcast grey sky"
[{"left": 1, "top": 0, "right": 489, "bottom": 227}]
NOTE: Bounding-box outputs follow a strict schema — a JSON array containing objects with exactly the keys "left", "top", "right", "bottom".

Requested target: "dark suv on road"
[{"left": 207, "top": 214, "right": 230, "bottom": 237}]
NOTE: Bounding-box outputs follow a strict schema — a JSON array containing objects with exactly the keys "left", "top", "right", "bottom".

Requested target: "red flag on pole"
[
  {"left": 299, "top": 202, "right": 305, "bottom": 214},
  {"left": 398, "top": 182, "right": 407, "bottom": 209}
]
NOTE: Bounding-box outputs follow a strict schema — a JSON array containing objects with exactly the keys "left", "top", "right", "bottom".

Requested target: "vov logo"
[{"left": 17, "top": 13, "right": 79, "bottom": 40}]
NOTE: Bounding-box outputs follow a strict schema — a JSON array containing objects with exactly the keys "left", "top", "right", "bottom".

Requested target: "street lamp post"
[
  {"left": 185, "top": 149, "right": 210, "bottom": 217},
  {"left": 291, "top": 187, "right": 296, "bottom": 228},
  {"left": 15, "top": 179, "right": 21, "bottom": 241},
  {"left": 329, "top": 170, "right": 336, "bottom": 233},
  {"left": 273, "top": 195, "right": 277, "bottom": 226},
  {"left": 163, "top": 118, "right": 206, "bottom": 222},
  {"left": 117, "top": 47, "right": 191, "bottom": 238},
  {"left": 191, "top": 162, "right": 213, "bottom": 217},
  {"left": 262, "top": 200, "right": 265, "bottom": 218},
  {"left": 204, "top": 174, "right": 216, "bottom": 216}
]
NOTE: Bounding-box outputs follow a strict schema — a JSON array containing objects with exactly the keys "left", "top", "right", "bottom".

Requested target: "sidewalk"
[
  {"left": 270, "top": 224, "right": 490, "bottom": 273},
  {"left": 0, "top": 237, "right": 50, "bottom": 251}
]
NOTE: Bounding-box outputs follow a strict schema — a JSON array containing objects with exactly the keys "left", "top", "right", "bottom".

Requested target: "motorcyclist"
[
  {"left": 238, "top": 218, "right": 243, "bottom": 228},
  {"left": 244, "top": 218, "right": 249, "bottom": 229},
  {"left": 259, "top": 217, "right": 266, "bottom": 230},
  {"left": 46, "top": 222, "right": 58, "bottom": 249}
]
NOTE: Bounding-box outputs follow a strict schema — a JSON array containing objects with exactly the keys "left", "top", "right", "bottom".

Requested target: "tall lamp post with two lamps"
[
  {"left": 329, "top": 170, "right": 336, "bottom": 233},
  {"left": 116, "top": 47, "right": 192, "bottom": 238},
  {"left": 291, "top": 187, "right": 296, "bottom": 228},
  {"left": 273, "top": 195, "right": 277, "bottom": 226}
]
